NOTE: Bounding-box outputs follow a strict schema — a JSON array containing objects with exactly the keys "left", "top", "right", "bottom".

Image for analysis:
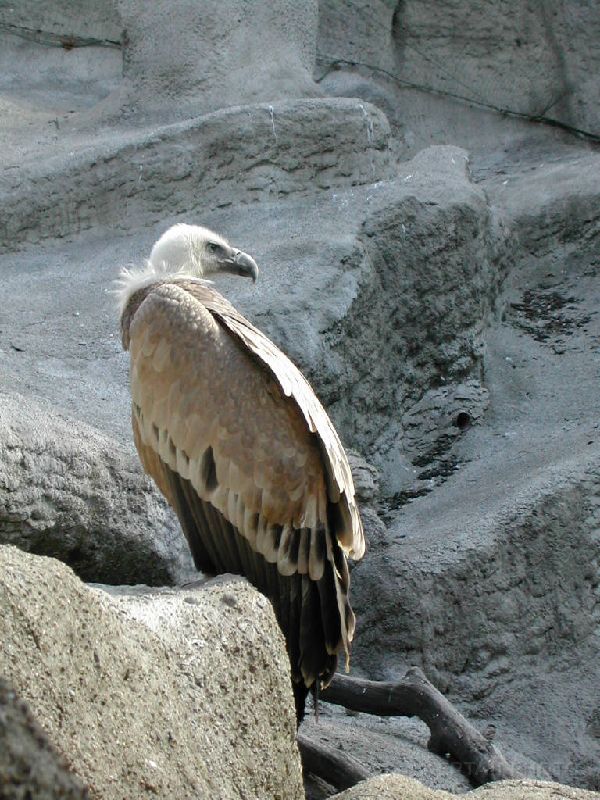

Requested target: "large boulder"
[
  {"left": 0, "top": 392, "right": 194, "bottom": 584},
  {"left": 0, "top": 545, "right": 303, "bottom": 799}
]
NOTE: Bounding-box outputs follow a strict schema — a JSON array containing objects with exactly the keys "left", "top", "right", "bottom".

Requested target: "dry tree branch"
[
  {"left": 297, "top": 733, "right": 370, "bottom": 792},
  {"left": 299, "top": 667, "right": 521, "bottom": 793}
]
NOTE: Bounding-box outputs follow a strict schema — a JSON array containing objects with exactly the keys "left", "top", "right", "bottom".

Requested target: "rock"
[
  {"left": 1, "top": 98, "right": 393, "bottom": 252},
  {"left": 399, "top": 380, "right": 489, "bottom": 492},
  {"left": 345, "top": 450, "right": 386, "bottom": 573},
  {"left": 471, "top": 781, "right": 600, "bottom": 800},
  {"left": 0, "top": 0, "right": 122, "bottom": 41},
  {"left": 0, "top": 2, "right": 123, "bottom": 127},
  {"left": 482, "top": 152, "right": 600, "bottom": 257},
  {"left": 313, "top": 147, "right": 512, "bottom": 491},
  {"left": 0, "top": 678, "right": 89, "bottom": 800},
  {"left": 388, "top": 2, "right": 600, "bottom": 136},
  {"left": 346, "top": 451, "right": 379, "bottom": 503},
  {"left": 351, "top": 443, "right": 600, "bottom": 788},
  {"left": 331, "top": 775, "right": 599, "bottom": 800},
  {"left": 0, "top": 392, "right": 195, "bottom": 584},
  {"left": 317, "top": 1, "right": 397, "bottom": 77},
  {"left": 318, "top": 1, "right": 600, "bottom": 159},
  {"left": 332, "top": 774, "right": 448, "bottom": 800},
  {"left": 116, "top": 0, "right": 320, "bottom": 121},
  {"left": 302, "top": 708, "right": 472, "bottom": 796},
  {"left": 0, "top": 545, "right": 303, "bottom": 800},
  {"left": 0, "top": 1, "right": 319, "bottom": 123}
]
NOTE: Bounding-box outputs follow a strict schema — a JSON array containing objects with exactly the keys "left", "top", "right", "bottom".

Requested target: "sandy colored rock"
[
  {"left": 0, "top": 678, "right": 89, "bottom": 799},
  {"left": 332, "top": 773, "right": 450, "bottom": 800},
  {"left": 0, "top": 546, "right": 303, "bottom": 800},
  {"left": 472, "top": 780, "right": 600, "bottom": 800},
  {"left": 332, "top": 775, "right": 600, "bottom": 800}
]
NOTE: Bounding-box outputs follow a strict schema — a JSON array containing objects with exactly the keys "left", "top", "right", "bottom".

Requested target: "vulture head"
[
  {"left": 116, "top": 223, "right": 258, "bottom": 314},
  {"left": 149, "top": 223, "right": 259, "bottom": 282}
]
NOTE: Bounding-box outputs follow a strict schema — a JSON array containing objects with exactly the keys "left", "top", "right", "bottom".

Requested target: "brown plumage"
[{"left": 118, "top": 224, "right": 365, "bottom": 721}]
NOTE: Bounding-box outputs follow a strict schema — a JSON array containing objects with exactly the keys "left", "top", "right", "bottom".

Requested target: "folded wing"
[{"left": 123, "top": 278, "right": 364, "bottom": 716}]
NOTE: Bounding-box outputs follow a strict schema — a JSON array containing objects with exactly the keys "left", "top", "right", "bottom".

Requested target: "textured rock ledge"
[
  {"left": 0, "top": 679, "right": 89, "bottom": 800},
  {"left": 1, "top": 98, "right": 393, "bottom": 252}
]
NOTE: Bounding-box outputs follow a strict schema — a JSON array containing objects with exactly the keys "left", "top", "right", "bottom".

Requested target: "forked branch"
[{"left": 299, "top": 667, "right": 521, "bottom": 792}]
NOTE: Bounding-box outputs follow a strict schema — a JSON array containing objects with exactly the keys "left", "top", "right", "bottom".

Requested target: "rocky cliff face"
[{"left": 0, "top": 1, "right": 599, "bottom": 797}]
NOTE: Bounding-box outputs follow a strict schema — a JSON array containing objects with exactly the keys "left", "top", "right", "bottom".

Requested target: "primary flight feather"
[{"left": 118, "top": 223, "right": 365, "bottom": 720}]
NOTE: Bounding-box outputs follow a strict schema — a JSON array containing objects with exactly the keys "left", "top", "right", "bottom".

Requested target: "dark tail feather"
[
  {"left": 294, "top": 682, "right": 309, "bottom": 724},
  {"left": 166, "top": 468, "right": 217, "bottom": 574},
  {"left": 299, "top": 576, "right": 327, "bottom": 685},
  {"left": 316, "top": 559, "right": 343, "bottom": 655},
  {"left": 204, "top": 502, "right": 243, "bottom": 574},
  {"left": 286, "top": 574, "right": 301, "bottom": 682}
]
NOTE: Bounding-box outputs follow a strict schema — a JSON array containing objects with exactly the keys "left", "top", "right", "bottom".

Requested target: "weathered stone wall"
[{"left": 317, "top": 0, "right": 600, "bottom": 164}]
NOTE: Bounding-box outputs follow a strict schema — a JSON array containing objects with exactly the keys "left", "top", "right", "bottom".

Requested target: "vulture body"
[{"left": 118, "top": 224, "right": 365, "bottom": 720}]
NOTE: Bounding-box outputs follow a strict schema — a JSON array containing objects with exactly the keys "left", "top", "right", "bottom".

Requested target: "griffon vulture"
[{"left": 117, "top": 223, "right": 365, "bottom": 720}]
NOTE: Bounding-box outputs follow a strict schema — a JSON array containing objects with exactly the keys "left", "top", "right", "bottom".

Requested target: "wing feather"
[{"left": 178, "top": 281, "right": 364, "bottom": 560}]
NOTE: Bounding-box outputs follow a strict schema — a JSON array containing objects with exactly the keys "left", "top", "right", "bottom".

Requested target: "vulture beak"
[{"left": 222, "top": 249, "right": 259, "bottom": 283}]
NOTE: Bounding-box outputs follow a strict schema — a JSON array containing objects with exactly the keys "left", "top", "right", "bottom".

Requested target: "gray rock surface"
[
  {"left": 0, "top": 1, "right": 319, "bottom": 123},
  {"left": 0, "top": 1, "right": 122, "bottom": 41},
  {"left": 1, "top": 0, "right": 599, "bottom": 796},
  {"left": 0, "top": 678, "right": 89, "bottom": 799},
  {"left": 0, "top": 392, "right": 194, "bottom": 584},
  {"left": 116, "top": 0, "right": 319, "bottom": 121},
  {"left": 0, "top": 545, "right": 303, "bottom": 800},
  {"left": 1, "top": 98, "right": 392, "bottom": 251},
  {"left": 388, "top": 1, "right": 600, "bottom": 135},
  {"left": 317, "top": 0, "right": 600, "bottom": 158},
  {"left": 303, "top": 704, "right": 473, "bottom": 796}
]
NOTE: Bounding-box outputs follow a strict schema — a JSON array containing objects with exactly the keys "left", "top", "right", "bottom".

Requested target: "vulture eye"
[{"left": 207, "top": 242, "right": 221, "bottom": 254}]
